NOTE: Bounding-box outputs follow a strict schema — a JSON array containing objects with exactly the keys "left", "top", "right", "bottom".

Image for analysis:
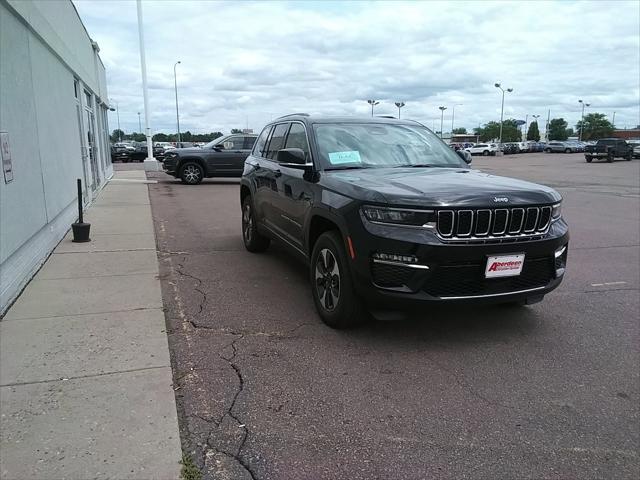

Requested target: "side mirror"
[
  {"left": 277, "top": 148, "right": 308, "bottom": 166},
  {"left": 457, "top": 150, "right": 472, "bottom": 164}
]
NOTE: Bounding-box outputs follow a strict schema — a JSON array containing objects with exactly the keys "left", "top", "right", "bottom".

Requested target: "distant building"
[
  {"left": 450, "top": 134, "right": 481, "bottom": 144},
  {"left": 0, "top": 0, "right": 112, "bottom": 313},
  {"left": 242, "top": 128, "right": 254, "bottom": 134},
  {"left": 612, "top": 129, "right": 640, "bottom": 140}
]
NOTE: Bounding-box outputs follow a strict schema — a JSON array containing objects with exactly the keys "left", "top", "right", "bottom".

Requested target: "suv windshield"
[
  {"left": 314, "top": 123, "right": 466, "bottom": 170},
  {"left": 203, "top": 136, "right": 228, "bottom": 149}
]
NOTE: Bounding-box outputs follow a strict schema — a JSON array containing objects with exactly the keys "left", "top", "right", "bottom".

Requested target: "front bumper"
[
  {"left": 585, "top": 152, "right": 608, "bottom": 158},
  {"left": 162, "top": 157, "right": 178, "bottom": 175},
  {"left": 347, "top": 216, "right": 569, "bottom": 308}
]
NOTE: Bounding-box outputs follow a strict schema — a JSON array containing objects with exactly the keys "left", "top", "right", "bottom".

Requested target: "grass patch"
[{"left": 180, "top": 453, "right": 202, "bottom": 480}]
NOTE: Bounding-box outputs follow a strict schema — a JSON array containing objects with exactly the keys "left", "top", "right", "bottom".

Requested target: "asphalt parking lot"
[{"left": 137, "top": 152, "right": 639, "bottom": 479}]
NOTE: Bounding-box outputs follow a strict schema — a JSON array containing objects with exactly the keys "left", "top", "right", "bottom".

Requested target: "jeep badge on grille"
[{"left": 493, "top": 197, "right": 509, "bottom": 203}]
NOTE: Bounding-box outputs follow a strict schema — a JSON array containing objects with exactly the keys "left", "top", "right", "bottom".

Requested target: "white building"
[{"left": 0, "top": 0, "right": 112, "bottom": 313}]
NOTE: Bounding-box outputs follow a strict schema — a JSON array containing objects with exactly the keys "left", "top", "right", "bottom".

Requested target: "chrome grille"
[{"left": 437, "top": 206, "right": 552, "bottom": 242}]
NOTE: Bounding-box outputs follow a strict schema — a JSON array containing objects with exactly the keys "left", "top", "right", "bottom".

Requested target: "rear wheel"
[
  {"left": 482, "top": 150, "right": 489, "bottom": 156},
  {"left": 545, "top": 148, "right": 552, "bottom": 153},
  {"left": 627, "top": 152, "right": 633, "bottom": 161},
  {"left": 310, "top": 231, "right": 369, "bottom": 329},
  {"left": 607, "top": 152, "right": 613, "bottom": 163},
  {"left": 565, "top": 148, "right": 571, "bottom": 153},
  {"left": 180, "top": 162, "right": 204, "bottom": 184},
  {"left": 241, "top": 196, "right": 270, "bottom": 252},
  {"left": 585, "top": 156, "right": 592, "bottom": 163}
]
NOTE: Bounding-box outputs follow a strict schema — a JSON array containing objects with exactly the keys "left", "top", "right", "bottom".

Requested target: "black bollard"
[{"left": 71, "top": 178, "right": 91, "bottom": 242}]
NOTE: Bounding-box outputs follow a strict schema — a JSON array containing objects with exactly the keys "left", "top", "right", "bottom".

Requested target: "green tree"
[
  {"left": 110, "top": 129, "right": 125, "bottom": 143},
  {"left": 576, "top": 113, "right": 613, "bottom": 140},
  {"left": 230, "top": 128, "right": 243, "bottom": 134},
  {"left": 475, "top": 119, "right": 520, "bottom": 142},
  {"left": 526, "top": 121, "right": 540, "bottom": 141},
  {"left": 548, "top": 118, "right": 569, "bottom": 141},
  {"left": 452, "top": 127, "right": 467, "bottom": 134},
  {"left": 566, "top": 127, "right": 574, "bottom": 138}
]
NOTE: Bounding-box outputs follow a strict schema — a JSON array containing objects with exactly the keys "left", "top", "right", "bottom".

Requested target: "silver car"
[{"left": 544, "top": 141, "right": 579, "bottom": 153}]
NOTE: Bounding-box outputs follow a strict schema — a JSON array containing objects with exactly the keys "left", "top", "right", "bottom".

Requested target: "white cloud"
[{"left": 74, "top": 0, "right": 640, "bottom": 135}]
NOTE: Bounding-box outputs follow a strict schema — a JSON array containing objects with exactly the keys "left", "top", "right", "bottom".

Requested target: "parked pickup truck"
[{"left": 584, "top": 138, "right": 633, "bottom": 163}]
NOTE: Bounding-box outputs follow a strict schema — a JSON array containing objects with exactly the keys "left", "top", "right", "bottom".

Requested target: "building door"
[
  {"left": 84, "top": 90, "right": 100, "bottom": 191},
  {"left": 75, "top": 103, "right": 90, "bottom": 204}
]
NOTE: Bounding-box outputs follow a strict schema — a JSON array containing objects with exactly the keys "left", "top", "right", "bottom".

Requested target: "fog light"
[
  {"left": 554, "top": 245, "right": 567, "bottom": 277},
  {"left": 372, "top": 252, "right": 419, "bottom": 264}
]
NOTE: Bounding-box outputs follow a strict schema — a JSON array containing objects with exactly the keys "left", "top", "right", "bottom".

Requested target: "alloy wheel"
[
  {"left": 183, "top": 164, "right": 201, "bottom": 184},
  {"left": 315, "top": 248, "right": 341, "bottom": 312},
  {"left": 242, "top": 203, "right": 253, "bottom": 244}
]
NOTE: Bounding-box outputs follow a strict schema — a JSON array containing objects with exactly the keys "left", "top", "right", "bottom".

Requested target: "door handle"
[{"left": 274, "top": 169, "right": 282, "bottom": 178}]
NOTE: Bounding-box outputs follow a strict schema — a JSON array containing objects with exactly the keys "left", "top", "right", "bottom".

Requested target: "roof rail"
[
  {"left": 275, "top": 113, "right": 310, "bottom": 120},
  {"left": 376, "top": 115, "right": 397, "bottom": 119}
]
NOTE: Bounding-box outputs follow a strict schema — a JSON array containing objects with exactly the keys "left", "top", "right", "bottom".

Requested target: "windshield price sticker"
[
  {"left": 485, "top": 254, "right": 525, "bottom": 278},
  {"left": 328, "top": 151, "right": 361, "bottom": 165}
]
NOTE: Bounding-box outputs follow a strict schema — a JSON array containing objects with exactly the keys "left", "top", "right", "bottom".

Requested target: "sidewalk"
[{"left": 0, "top": 170, "right": 181, "bottom": 479}]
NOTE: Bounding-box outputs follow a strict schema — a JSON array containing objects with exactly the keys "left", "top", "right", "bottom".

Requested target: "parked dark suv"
[
  {"left": 240, "top": 114, "right": 569, "bottom": 328},
  {"left": 163, "top": 134, "right": 257, "bottom": 184}
]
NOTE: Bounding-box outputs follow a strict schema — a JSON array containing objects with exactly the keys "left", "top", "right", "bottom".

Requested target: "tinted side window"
[
  {"left": 223, "top": 136, "right": 244, "bottom": 150},
  {"left": 283, "top": 123, "right": 309, "bottom": 159},
  {"left": 252, "top": 127, "right": 271, "bottom": 157},
  {"left": 243, "top": 136, "right": 257, "bottom": 150},
  {"left": 266, "top": 123, "right": 289, "bottom": 160}
]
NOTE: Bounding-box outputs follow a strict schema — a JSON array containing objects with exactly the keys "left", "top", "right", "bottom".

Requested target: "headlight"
[
  {"left": 362, "top": 205, "right": 435, "bottom": 227},
  {"left": 551, "top": 202, "right": 562, "bottom": 222}
]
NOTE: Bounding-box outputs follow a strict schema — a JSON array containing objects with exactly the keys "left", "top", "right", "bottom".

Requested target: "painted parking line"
[{"left": 590, "top": 281, "right": 628, "bottom": 287}]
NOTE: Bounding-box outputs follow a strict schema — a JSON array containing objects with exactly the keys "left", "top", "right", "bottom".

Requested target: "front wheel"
[
  {"left": 545, "top": 148, "right": 552, "bottom": 153},
  {"left": 180, "top": 162, "right": 204, "bottom": 184},
  {"left": 607, "top": 153, "right": 613, "bottom": 163},
  {"left": 241, "top": 196, "right": 270, "bottom": 252},
  {"left": 627, "top": 153, "right": 633, "bottom": 161},
  {"left": 585, "top": 156, "right": 592, "bottom": 163},
  {"left": 310, "top": 231, "right": 369, "bottom": 329},
  {"left": 565, "top": 148, "right": 571, "bottom": 153},
  {"left": 482, "top": 150, "right": 489, "bottom": 156}
]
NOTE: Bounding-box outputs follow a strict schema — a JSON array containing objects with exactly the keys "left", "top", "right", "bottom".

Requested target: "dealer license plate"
[{"left": 485, "top": 254, "right": 525, "bottom": 278}]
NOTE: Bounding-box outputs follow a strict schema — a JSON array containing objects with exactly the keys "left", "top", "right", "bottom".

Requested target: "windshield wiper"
[
  {"left": 324, "top": 165, "right": 374, "bottom": 171},
  {"left": 393, "top": 164, "right": 436, "bottom": 168}
]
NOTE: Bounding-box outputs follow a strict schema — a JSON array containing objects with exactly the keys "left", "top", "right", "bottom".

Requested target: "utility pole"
[
  {"left": 524, "top": 114, "right": 528, "bottom": 141},
  {"left": 174, "top": 61, "right": 181, "bottom": 143},
  {"left": 451, "top": 104, "right": 463, "bottom": 134},
  {"left": 612, "top": 111, "right": 616, "bottom": 128},
  {"left": 578, "top": 99, "right": 590, "bottom": 141},
  {"left": 545, "top": 109, "right": 551, "bottom": 142},
  {"left": 438, "top": 106, "right": 447, "bottom": 139},
  {"left": 137, "top": 0, "right": 158, "bottom": 170}
]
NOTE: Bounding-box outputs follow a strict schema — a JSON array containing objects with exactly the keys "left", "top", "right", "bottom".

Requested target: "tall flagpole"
[{"left": 137, "top": 0, "right": 158, "bottom": 171}]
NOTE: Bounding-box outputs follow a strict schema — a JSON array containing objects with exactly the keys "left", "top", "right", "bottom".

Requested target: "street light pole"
[
  {"left": 367, "top": 99, "right": 379, "bottom": 117},
  {"left": 174, "top": 60, "right": 181, "bottom": 144},
  {"left": 578, "top": 99, "right": 590, "bottom": 141},
  {"left": 110, "top": 100, "right": 121, "bottom": 142},
  {"left": 495, "top": 83, "right": 513, "bottom": 152},
  {"left": 394, "top": 101, "right": 405, "bottom": 119},
  {"left": 438, "top": 106, "right": 447, "bottom": 139},
  {"left": 612, "top": 111, "right": 616, "bottom": 128},
  {"left": 451, "top": 103, "right": 463, "bottom": 134},
  {"left": 137, "top": 112, "right": 142, "bottom": 133},
  {"left": 524, "top": 114, "right": 528, "bottom": 141},
  {"left": 136, "top": 0, "right": 158, "bottom": 170}
]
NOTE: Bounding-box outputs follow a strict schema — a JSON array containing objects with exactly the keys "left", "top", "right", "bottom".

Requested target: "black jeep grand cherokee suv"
[{"left": 240, "top": 114, "right": 569, "bottom": 328}]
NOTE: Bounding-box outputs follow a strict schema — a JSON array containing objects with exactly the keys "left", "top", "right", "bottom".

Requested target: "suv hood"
[{"left": 324, "top": 167, "right": 561, "bottom": 207}]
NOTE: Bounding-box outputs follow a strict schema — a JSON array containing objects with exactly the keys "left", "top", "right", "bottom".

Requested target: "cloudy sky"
[{"left": 74, "top": 0, "right": 640, "bottom": 136}]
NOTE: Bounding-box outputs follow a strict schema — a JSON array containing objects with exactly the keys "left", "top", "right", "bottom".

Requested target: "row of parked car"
[
  {"left": 110, "top": 141, "right": 200, "bottom": 163},
  {"left": 452, "top": 140, "right": 598, "bottom": 156}
]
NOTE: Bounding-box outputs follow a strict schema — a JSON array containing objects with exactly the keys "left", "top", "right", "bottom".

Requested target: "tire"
[
  {"left": 241, "top": 196, "right": 270, "bottom": 252},
  {"left": 565, "top": 148, "right": 571, "bottom": 153},
  {"left": 607, "top": 153, "right": 613, "bottom": 163},
  {"left": 545, "top": 148, "right": 552, "bottom": 153},
  {"left": 627, "top": 153, "right": 633, "bottom": 161},
  {"left": 585, "top": 156, "right": 592, "bottom": 163},
  {"left": 482, "top": 150, "right": 489, "bottom": 156},
  {"left": 180, "top": 161, "right": 204, "bottom": 184},
  {"left": 310, "top": 231, "right": 369, "bottom": 329}
]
